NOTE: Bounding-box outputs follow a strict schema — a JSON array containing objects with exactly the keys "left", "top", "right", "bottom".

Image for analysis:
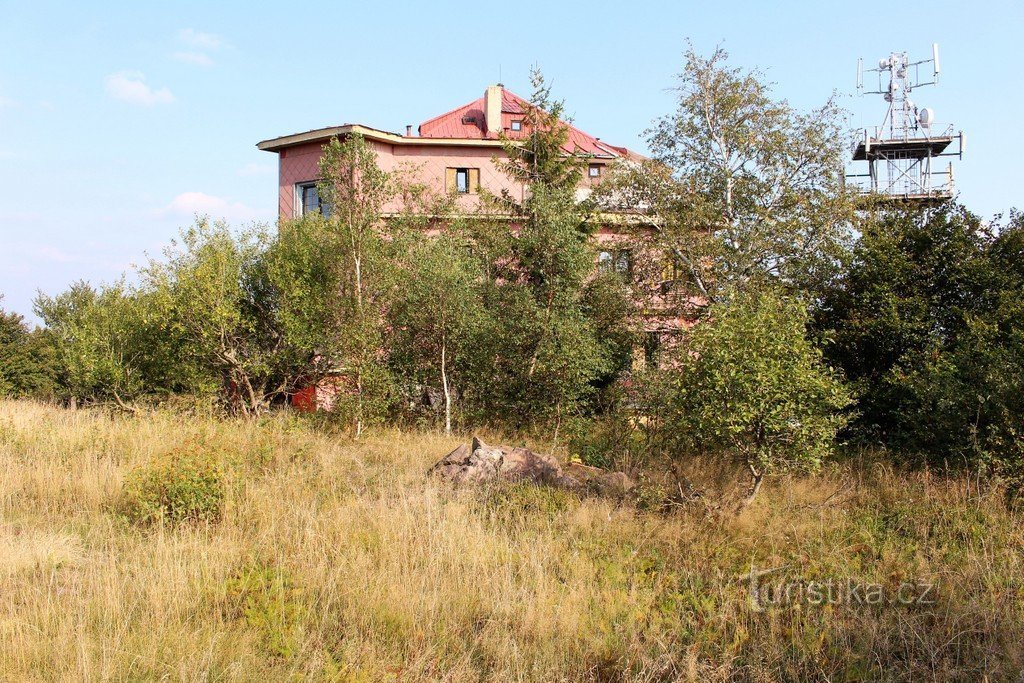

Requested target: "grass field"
[{"left": 0, "top": 399, "right": 1021, "bottom": 681}]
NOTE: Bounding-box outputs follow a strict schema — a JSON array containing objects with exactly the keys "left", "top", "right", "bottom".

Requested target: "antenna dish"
[
  {"left": 879, "top": 58, "right": 889, "bottom": 70},
  {"left": 918, "top": 107, "right": 935, "bottom": 128}
]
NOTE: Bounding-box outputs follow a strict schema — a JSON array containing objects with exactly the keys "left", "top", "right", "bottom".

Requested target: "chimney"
[
  {"left": 405, "top": 125, "right": 413, "bottom": 137},
  {"left": 484, "top": 84, "right": 503, "bottom": 135}
]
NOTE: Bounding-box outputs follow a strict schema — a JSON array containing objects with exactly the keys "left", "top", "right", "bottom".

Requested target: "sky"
[{"left": 1, "top": 0, "right": 1021, "bottom": 322}]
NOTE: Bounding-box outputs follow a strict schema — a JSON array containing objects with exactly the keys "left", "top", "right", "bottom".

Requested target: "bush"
[
  {"left": 649, "top": 289, "right": 851, "bottom": 507},
  {"left": 119, "top": 444, "right": 225, "bottom": 525},
  {"left": 223, "top": 563, "right": 304, "bottom": 659},
  {"left": 567, "top": 410, "right": 644, "bottom": 471}
]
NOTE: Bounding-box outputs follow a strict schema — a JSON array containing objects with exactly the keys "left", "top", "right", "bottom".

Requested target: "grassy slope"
[{"left": 0, "top": 399, "right": 1021, "bottom": 681}]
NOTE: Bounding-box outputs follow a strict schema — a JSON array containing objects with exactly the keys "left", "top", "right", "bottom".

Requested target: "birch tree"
[
  {"left": 599, "top": 45, "right": 855, "bottom": 307},
  {"left": 315, "top": 133, "right": 395, "bottom": 437},
  {"left": 388, "top": 232, "right": 485, "bottom": 434}
]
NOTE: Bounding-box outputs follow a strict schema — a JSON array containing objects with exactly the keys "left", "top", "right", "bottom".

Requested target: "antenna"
[{"left": 846, "top": 43, "right": 963, "bottom": 203}]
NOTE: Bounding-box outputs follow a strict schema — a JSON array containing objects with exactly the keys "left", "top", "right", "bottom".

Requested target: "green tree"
[
  {"left": 816, "top": 204, "right": 998, "bottom": 449},
  {"left": 312, "top": 132, "right": 398, "bottom": 436},
  {"left": 35, "top": 281, "right": 169, "bottom": 408},
  {"left": 388, "top": 230, "right": 486, "bottom": 434},
  {"left": 650, "top": 289, "right": 851, "bottom": 509},
  {"left": 463, "top": 69, "right": 632, "bottom": 427},
  {"left": 819, "top": 205, "right": 1024, "bottom": 491},
  {"left": 599, "top": 45, "right": 855, "bottom": 307},
  {"left": 140, "top": 220, "right": 288, "bottom": 416},
  {"left": 0, "top": 298, "right": 54, "bottom": 398}
]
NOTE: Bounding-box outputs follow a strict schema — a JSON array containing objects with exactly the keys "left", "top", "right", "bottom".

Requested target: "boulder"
[{"left": 428, "top": 437, "right": 634, "bottom": 496}]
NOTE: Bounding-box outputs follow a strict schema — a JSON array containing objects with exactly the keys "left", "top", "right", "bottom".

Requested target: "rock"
[
  {"left": 561, "top": 462, "right": 636, "bottom": 496},
  {"left": 429, "top": 436, "right": 633, "bottom": 497}
]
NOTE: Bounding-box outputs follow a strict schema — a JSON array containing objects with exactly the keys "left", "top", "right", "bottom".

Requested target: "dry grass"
[{"left": 0, "top": 399, "right": 1021, "bottom": 681}]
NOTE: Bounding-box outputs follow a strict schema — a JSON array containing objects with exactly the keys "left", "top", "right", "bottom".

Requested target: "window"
[
  {"left": 446, "top": 167, "right": 479, "bottom": 194},
  {"left": 614, "top": 249, "right": 632, "bottom": 275},
  {"left": 296, "top": 182, "right": 330, "bottom": 217},
  {"left": 643, "top": 331, "right": 661, "bottom": 369},
  {"left": 598, "top": 248, "right": 631, "bottom": 278},
  {"left": 510, "top": 120, "right": 523, "bottom": 132},
  {"left": 589, "top": 164, "right": 602, "bottom": 178}
]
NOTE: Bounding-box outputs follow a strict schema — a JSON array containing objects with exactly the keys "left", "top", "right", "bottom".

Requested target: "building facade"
[{"left": 257, "top": 85, "right": 685, "bottom": 406}]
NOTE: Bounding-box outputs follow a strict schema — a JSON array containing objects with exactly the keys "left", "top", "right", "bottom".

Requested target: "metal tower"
[{"left": 848, "top": 44, "right": 964, "bottom": 203}]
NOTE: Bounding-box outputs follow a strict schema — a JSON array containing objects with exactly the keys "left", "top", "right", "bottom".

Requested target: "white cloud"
[
  {"left": 162, "top": 192, "right": 264, "bottom": 222},
  {"left": 178, "top": 28, "right": 223, "bottom": 50},
  {"left": 105, "top": 71, "right": 175, "bottom": 106},
  {"left": 237, "top": 162, "right": 275, "bottom": 177},
  {"left": 172, "top": 51, "right": 213, "bottom": 67}
]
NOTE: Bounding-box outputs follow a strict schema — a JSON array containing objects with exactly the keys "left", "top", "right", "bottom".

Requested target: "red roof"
[{"left": 417, "top": 87, "right": 639, "bottom": 159}]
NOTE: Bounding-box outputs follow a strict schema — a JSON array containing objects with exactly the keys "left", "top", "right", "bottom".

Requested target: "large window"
[{"left": 296, "top": 182, "right": 330, "bottom": 217}]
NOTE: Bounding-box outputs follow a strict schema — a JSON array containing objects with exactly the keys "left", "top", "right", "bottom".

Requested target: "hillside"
[{"left": 0, "top": 400, "right": 1021, "bottom": 681}]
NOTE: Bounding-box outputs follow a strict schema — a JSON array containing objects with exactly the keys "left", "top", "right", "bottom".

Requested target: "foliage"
[
  {"left": 817, "top": 204, "right": 1024, "bottom": 488},
  {"left": 0, "top": 298, "right": 54, "bottom": 398},
  {"left": 141, "top": 220, "right": 296, "bottom": 416},
  {"left": 462, "top": 69, "right": 633, "bottom": 427},
  {"left": 599, "top": 44, "right": 855, "bottom": 307},
  {"left": 387, "top": 228, "right": 486, "bottom": 433},
  {"left": 224, "top": 563, "right": 305, "bottom": 659},
  {"left": 34, "top": 281, "right": 181, "bottom": 407},
  {"left": 119, "top": 441, "right": 225, "bottom": 525},
  {"left": 310, "top": 133, "right": 399, "bottom": 436},
  {"left": 649, "top": 288, "right": 851, "bottom": 505}
]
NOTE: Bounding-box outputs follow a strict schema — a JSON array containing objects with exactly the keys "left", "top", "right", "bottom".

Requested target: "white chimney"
[{"left": 484, "top": 84, "right": 503, "bottom": 135}]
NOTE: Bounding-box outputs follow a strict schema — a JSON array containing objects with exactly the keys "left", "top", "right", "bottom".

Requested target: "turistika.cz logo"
[{"left": 744, "top": 566, "right": 936, "bottom": 612}]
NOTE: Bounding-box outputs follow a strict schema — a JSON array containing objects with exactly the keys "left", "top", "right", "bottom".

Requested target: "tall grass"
[{"left": 0, "top": 399, "right": 1020, "bottom": 680}]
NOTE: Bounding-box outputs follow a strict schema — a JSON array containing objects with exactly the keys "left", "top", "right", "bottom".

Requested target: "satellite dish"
[
  {"left": 918, "top": 107, "right": 935, "bottom": 128},
  {"left": 879, "top": 58, "right": 889, "bottom": 70}
]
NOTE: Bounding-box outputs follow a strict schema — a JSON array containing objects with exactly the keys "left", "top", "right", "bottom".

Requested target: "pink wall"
[{"left": 276, "top": 137, "right": 608, "bottom": 220}]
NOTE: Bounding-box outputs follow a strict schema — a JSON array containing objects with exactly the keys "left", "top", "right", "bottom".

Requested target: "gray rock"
[{"left": 429, "top": 437, "right": 634, "bottom": 497}]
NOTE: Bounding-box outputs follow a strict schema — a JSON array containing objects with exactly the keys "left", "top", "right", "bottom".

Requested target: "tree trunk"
[
  {"left": 441, "top": 336, "right": 451, "bottom": 436},
  {"left": 736, "top": 463, "right": 764, "bottom": 514}
]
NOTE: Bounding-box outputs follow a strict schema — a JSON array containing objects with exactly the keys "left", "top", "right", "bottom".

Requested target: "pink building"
[
  {"left": 257, "top": 85, "right": 681, "bottom": 406},
  {"left": 257, "top": 84, "right": 643, "bottom": 227}
]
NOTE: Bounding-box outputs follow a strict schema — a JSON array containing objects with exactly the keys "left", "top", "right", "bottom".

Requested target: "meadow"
[{"left": 1, "top": 399, "right": 1021, "bottom": 681}]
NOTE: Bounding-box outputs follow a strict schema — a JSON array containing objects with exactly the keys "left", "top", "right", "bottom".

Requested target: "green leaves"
[
  {"left": 651, "top": 289, "right": 851, "bottom": 481},
  {"left": 0, "top": 300, "right": 53, "bottom": 398},
  {"left": 604, "top": 45, "right": 855, "bottom": 308}
]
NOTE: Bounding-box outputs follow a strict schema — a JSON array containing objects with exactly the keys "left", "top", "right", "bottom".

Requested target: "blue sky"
[{"left": 1, "top": 0, "right": 1021, "bottom": 321}]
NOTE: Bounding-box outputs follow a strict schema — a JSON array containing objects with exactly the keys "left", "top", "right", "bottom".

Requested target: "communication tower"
[{"left": 848, "top": 44, "right": 964, "bottom": 203}]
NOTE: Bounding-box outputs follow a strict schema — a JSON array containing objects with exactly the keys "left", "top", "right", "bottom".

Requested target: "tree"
[
  {"left": 140, "top": 220, "right": 289, "bottom": 416},
  {"left": 650, "top": 289, "right": 851, "bottom": 509},
  {"left": 311, "top": 133, "right": 398, "bottom": 436},
  {"left": 461, "top": 68, "right": 631, "bottom": 427},
  {"left": 388, "top": 231, "right": 486, "bottom": 434},
  {"left": 599, "top": 45, "right": 855, "bottom": 308},
  {"left": 816, "top": 204, "right": 999, "bottom": 449},
  {"left": 34, "top": 281, "right": 172, "bottom": 408},
  {"left": 0, "top": 298, "right": 54, "bottom": 398},
  {"left": 818, "top": 204, "right": 1024, "bottom": 490}
]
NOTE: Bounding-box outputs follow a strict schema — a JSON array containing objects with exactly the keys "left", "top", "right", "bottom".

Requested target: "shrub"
[
  {"left": 223, "top": 563, "right": 304, "bottom": 659},
  {"left": 119, "top": 444, "right": 225, "bottom": 525},
  {"left": 649, "top": 289, "right": 851, "bottom": 509},
  {"left": 567, "top": 410, "right": 645, "bottom": 471}
]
